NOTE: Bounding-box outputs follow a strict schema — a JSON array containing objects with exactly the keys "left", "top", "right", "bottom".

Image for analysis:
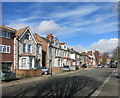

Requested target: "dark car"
[
  {"left": 82, "top": 64, "right": 87, "bottom": 68},
  {"left": 109, "top": 60, "right": 117, "bottom": 68}
]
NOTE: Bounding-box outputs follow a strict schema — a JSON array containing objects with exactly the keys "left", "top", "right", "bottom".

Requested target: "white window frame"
[
  {"left": 22, "top": 58, "right": 27, "bottom": 69},
  {"left": 77, "top": 61, "right": 79, "bottom": 65},
  {"left": 0, "top": 31, "right": 10, "bottom": 39},
  {"left": 0, "top": 44, "right": 10, "bottom": 53}
]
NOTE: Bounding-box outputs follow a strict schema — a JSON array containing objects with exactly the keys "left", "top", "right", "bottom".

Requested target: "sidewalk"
[{"left": 2, "top": 68, "right": 93, "bottom": 87}]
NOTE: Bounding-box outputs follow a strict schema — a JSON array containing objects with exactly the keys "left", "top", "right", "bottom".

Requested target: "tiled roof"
[
  {"left": 33, "top": 33, "right": 42, "bottom": 45},
  {"left": 34, "top": 33, "right": 50, "bottom": 43},
  {"left": 1, "top": 25, "right": 16, "bottom": 32},
  {"left": 59, "top": 42, "right": 66, "bottom": 45},
  {"left": 16, "top": 26, "right": 29, "bottom": 37}
]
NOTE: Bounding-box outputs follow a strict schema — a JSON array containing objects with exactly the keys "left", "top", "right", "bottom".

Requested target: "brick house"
[
  {"left": 33, "top": 33, "right": 50, "bottom": 67},
  {"left": 0, "top": 25, "right": 16, "bottom": 72},
  {"left": 14, "top": 26, "right": 42, "bottom": 70}
]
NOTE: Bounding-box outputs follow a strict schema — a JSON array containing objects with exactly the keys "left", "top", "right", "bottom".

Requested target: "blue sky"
[{"left": 2, "top": 2, "right": 118, "bottom": 54}]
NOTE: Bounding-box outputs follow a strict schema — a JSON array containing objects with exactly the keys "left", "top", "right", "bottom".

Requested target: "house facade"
[
  {"left": 0, "top": 25, "right": 16, "bottom": 72},
  {"left": 14, "top": 26, "right": 42, "bottom": 70}
]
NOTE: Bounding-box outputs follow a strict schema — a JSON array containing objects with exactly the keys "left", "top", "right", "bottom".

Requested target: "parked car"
[
  {"left": 97, "top": 64, "right": 104, "bottom": 68},
  {"left": 0, "top": 70, "right": 16, "bottom": 81},
  {"left": 32, "top": 66, "right": 50, "bottom": 75},
  {"left": 42, "top": 67, "right": 50, "bottom": 75},
  {"left": 82, "top": 64, "right": 87, "bottom": 68},
  {"left": 62, "top": 66, "right": 70, "bottom": 71},
  {"left": 109, "top": 60, "right": 117, "bottom": 68}
]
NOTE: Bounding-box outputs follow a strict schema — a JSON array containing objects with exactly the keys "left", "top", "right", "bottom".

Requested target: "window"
[
  {"left": 55, "top": 49, "right": 56, "bottom": 55},
  {"left": 77, "top": 61, "right": 79, "bottom": 65},
  {"left": 0, "top": 45, "right": 2, "bottom": 52},
  {"left": 77, "top": 55, "right": 79, "bottom": 58},
  {"left": 64, "top": 45, "right": 66, "bottom": 49},
  {"left": 28, "top": 44, "right": 31, "bottom": 53},
  {"left": 23, "top": 44, "right": 26, "bottom": 52},
  {"left": 37, "top": 46, "right": 40, "bottom": 54},
  {"left": 22, "top": 58, "right": 26, "bottom": 69},
  {"left": 49, "top": 48, "right": 52, "bottom": 55},
  {"left": 56, "top": 43, "right": 58, "bottom": 47},
  {"left": 0, "top": 45, "right": 10, "bottom": 53},
  {"left": 1, "top": 31, "right": 10, "bottom": 39},
  {"left": 7, "top": 46, "right": 10, "bottom": 53},
  {"left": 3, "top": 46, "right": 6, "bottom": 53},
  {"left": 30, "top": 58, "right": 32, "bottom": 68},
  {"left": 25, "top": 34, "right": 29, "bottom": 40}
]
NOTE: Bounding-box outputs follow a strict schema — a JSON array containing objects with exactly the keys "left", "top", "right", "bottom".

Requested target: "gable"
[{"left": 18, "top": 27, "right": 37, "bottom": 44}]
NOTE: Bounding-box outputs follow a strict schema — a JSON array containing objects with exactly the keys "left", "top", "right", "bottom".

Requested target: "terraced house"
[
  {"left": 0, "top": 25, "right": 16, "bottom": 72},
  {"left": 14, "top": 26, "right": 42, "bottom": 70}
]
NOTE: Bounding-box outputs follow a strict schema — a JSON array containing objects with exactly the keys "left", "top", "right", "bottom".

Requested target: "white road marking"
[{"left": 91, "top": 69, "right": 116, "bottom": 96}]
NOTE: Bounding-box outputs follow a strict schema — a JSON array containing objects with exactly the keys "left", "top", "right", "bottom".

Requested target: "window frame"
[
  {"left": 28, "top": 44, "right": 31, "bottom": 53},
  {"left": 0, "top": 44, "right": 10, "bottom": 53},
  {"left": 22, "top": 58, "right": 27, "bottom": 69},
  {"left": 23, "top": 44, "right": 26, "bottom": 53}
]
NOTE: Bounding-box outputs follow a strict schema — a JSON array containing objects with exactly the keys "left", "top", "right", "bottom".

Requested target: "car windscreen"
[{"left": 64, "top": 66, "right": 69, "bottom": 68}]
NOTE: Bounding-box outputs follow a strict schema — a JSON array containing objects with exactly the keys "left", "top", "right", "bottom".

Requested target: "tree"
[{"left": 102, "top": 52, "right": 109, "bottom": 65}]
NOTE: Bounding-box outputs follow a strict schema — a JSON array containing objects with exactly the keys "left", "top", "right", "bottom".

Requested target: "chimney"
[
  {"left": 54, "top": 37, "right": 58, "bottom": 40},
  {"left": 46, "top": 34, "right": 53, "bottom": 40}
]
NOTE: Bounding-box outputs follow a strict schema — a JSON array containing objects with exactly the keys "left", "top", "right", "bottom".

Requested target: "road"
[{"left": 2, "top": 67, "right": 119, "bottom": 97}]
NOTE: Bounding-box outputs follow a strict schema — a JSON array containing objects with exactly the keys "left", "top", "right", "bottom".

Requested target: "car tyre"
[{"left": 45, "top": 71, "right": 48, "bottom": 75}]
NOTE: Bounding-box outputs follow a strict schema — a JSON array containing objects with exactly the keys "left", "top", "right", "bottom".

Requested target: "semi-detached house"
[{"left": 14, "top": 26, "right": 42, "bottom": 70}]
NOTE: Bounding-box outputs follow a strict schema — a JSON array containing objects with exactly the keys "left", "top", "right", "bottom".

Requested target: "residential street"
[{"left": 2, "top": 67, "right": 119, "bottom": 97}]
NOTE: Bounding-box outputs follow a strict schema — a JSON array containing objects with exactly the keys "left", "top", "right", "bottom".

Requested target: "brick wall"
[
  {"left": 15, "top": 69, "right": 42, "bottom": 78},
  {"left": 0, "top": 32, "right": 15, "bottom": 71},
  {"left": 48, "top": 67, "right": 62, "bottom": 72}
]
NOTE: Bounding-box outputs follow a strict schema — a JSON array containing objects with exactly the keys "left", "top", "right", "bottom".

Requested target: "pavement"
[{"left": 2, "top": 67, "right": 119, "bottom": 97}]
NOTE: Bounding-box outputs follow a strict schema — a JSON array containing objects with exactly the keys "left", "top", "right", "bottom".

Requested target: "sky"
[{"left": 2, "top": 2, "right": 118, "bottom": 55}]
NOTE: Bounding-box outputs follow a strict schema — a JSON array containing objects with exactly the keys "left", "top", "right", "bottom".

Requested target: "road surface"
[{"left": 2, "top": 67, "right": 119, "bottom": 97}]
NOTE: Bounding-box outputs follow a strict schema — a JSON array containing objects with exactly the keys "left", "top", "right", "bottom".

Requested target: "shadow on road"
[{"left": 14, "top": 76, "right": 99, "bottom": 97}]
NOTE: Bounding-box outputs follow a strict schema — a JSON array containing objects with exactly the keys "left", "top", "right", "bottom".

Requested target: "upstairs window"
[
  {"left": 1, "top": 31, "right": 10, "bottom": 39},
  {"left": 37, "top": 46, "right": 40, "bottom": 54},
  {"left": 64, "top": 45, "right": 66, "bottom": 49},
  {"left": 25, "top": 34, "right": 29, "bottom": 40},
  {"left": 56, "top": 43, "right": 58, "bottom": 47},
  {"left": 49, "top": 48, "right": 52, "bottom": 55},
  {"left": 23, "top": 44, "right": 26, "bottom": 52},
  {"left": 0, "top": 45, "right": 10, "bottom": 53},
  {"left": 28, "top": 44, "right": 31, "bottom": 53}
]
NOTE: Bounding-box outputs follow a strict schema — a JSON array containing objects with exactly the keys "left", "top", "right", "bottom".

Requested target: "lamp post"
[{"left": 49, "top": 42, "right": 52, "bottom": 76}]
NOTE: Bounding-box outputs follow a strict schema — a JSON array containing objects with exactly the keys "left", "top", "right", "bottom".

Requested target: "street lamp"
[{"left": 49, "top": 42, "right": 52, "bottom": 76}]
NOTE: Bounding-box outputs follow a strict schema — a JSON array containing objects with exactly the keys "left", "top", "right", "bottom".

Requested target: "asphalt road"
[{"left": 2, "top": 67, "right": 118, "bottom": 97}]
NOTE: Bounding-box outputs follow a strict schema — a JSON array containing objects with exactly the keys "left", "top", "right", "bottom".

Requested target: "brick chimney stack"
[
  {"left": 54, "top": 37, "right": 58, "bottom": 40},
  {"left": 46, "top": 34, "right": 53, "bottom": 40}
]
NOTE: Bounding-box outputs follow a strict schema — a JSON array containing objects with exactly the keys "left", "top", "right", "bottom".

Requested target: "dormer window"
[
  {"left": 56, "top": 43, "right": 58, "bottom": 47},
  {"left": 25, "top": 34, "right": 29, "bottom": 40},
  {"left": 64, "top": 45, "right": 66, "bottom": 49}
]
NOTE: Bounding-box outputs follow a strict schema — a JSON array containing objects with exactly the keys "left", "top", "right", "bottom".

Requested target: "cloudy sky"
[{"left": 2, "top": 2, "right": 118, "bottom": 55}]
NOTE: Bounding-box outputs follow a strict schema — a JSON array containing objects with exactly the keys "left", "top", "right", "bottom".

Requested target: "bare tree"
[{"left": 102, "top": 52, "right": 109, "bottom": 65}]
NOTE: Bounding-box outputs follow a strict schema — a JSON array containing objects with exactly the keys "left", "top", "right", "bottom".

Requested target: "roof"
[
  {"left": 59, "top": 42, "right": 66, "bottom": 45},
  {"left": 1, "top": 25, "right": 16, "bottom": 32},
  {"left": 34, "top": 33, "right": 50, "bottom": 43},
  {"left": 33, "top": 33, "right": 43, "bottom": 45},
  {"left": 16, "top": 26, "right": 29, "bottom": 37}
]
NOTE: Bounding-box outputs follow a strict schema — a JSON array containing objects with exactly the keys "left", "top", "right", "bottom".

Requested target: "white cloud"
[
  {"left": 87, "top": 38, "right": 118, "bottom": 53},
  {"left": 33, "top": 20, "right": 65, "bottom": 35},
  {"left": 70, "top": 38, "right": 118, "bottom": 55}
]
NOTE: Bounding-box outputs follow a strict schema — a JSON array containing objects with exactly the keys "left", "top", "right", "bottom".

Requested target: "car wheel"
[{"left": 45, "top": 72, "right": 48, "bottom": 75}]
